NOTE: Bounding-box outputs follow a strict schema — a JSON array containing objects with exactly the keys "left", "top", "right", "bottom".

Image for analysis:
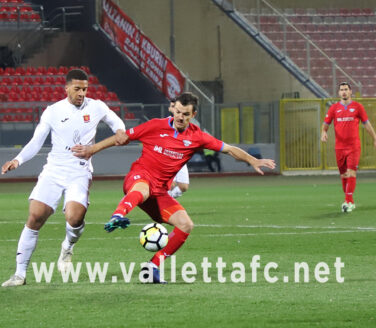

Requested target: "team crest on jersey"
[
  {"left": 83, "top": 115, "right": 90, "bottom": 123},
  {"left": 183, "top": 140, "right": 192, "bottom": 147},
  {"left": 349, "top": 108, "right": 355, "bottom": 112}
]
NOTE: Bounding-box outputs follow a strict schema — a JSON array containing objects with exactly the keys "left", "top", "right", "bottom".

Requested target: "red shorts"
[
  {"left": 123, "top": 169, "right": 185, "bottom": 223},
  {"left": 335, "top": 148, "right": 361, "bottom": 174}
]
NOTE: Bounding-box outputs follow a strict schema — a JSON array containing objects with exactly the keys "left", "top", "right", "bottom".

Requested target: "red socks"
[
  {"left": 112, "top": 191, "right": 144, "bottom": 217},
  {"left": 345, "top": 177, "right": 356, "bottom": 203},
  {"left": 341, "top": 177, "right": 347, "bottom": 193},
  {"left": 151, "top": 227, "right": 190, "bottom": 267}
]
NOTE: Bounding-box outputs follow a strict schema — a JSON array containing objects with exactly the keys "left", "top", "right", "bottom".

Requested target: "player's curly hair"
[
  {"left": 176, "top": 92, "right": 199, "bottom": 112},
  {"left": 66, "top": 69, "right": 88, "bottom": 84}
]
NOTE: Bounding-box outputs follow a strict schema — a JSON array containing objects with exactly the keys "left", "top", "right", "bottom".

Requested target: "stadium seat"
[{"left": 25, "top": 67, "right": 37, "bottom": 75}]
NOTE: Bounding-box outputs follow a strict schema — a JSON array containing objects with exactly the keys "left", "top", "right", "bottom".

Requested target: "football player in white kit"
[
  {"left": 167, "top": 98, "right": 190, "bottom": 198},
  {"left": 1, "top": 69, "right": 126, "bottom": 287}
]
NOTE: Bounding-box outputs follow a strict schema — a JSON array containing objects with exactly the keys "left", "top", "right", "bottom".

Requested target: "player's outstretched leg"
[
  {"left": 104, "top": 215, "right": 131, "bottom": 232},
  {"left": 105, "top": 189, "right": 144, "bottom": 232}
]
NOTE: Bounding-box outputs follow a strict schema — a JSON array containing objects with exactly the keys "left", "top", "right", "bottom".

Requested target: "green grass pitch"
[{"left": 0, "top": 175, "right": 375, "bottom": 327}]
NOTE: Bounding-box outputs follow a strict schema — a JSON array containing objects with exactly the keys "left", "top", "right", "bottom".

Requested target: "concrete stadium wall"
[
  {"left": 0, "top": 143, "right": 277, "bottom": 178},
  {"left": 115, "top": 0, "right": 315, "bottom": 103}
]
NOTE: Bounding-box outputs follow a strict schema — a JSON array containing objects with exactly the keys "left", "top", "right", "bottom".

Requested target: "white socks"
[
  {"left": 62, "top": 221, "right": 85, "bottom": 251},
  {"left": 168, "top": 186, "right": 183, "bottom": 199},
  {"left": 15, "top": 225, "right": 39, "bottom": 279}
]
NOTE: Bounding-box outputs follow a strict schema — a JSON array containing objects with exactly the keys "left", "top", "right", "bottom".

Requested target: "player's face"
[
  {"left": 173, "top": 101, "right": 196, "bottom": 132},
  {"left": 338, "top": 85, "right": 352, "bottom": 101},
  {"left": 66, "top": 79, "right": 88, "bottom": 106}
]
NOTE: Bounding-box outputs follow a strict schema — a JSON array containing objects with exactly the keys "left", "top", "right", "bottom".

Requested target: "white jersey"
[{"left": 15, "top": 97, "right": 125, "bottom": 173}]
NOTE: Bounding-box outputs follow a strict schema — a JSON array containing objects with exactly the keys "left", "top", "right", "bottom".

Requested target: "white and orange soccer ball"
[{"left": 139, "top": 223, "right": 168, "bottom": 252}]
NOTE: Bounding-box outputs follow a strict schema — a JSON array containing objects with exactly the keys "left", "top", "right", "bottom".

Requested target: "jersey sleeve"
[
  {"left": 201, "top": 131, "right": 224, "bottom": 152},
  {"left": 99, "top": 101, "right": 126, "bottom": 132},
  {"left": 14, "top": 108, "right": 51, "bottom": 166},
  {"left": 324, "top": 105, "right": 334, "bottom": 125},
  {"left": 126, "top": 119, "right": 155, "bottom": 141},
  {"left": 358, "top": 103, "right": 369, "bottom": 123}
]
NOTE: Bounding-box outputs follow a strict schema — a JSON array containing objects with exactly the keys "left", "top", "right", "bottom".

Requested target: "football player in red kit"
[
  {"left": 72, "top": 92, "right": 276, "bottom": 283},
  {"left": 321, "top": 82, "right": 376, "bottom": 212}
]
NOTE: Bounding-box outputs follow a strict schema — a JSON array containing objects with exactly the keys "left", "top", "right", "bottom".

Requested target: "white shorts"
[
  {"left": 29, "top": 168, "right": 91, "bottom": 212},
  {"left": 173, "top": 164, "right": 189, "bottom": 184}
]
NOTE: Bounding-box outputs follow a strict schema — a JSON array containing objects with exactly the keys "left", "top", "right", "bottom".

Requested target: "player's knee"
[
  {"left": 66, "top": 215, "right": 85, "bottom": 227},
  {"left": 181, "top": 218, "right": 194, "bottom": 233},
  {"left": 178, "top": 183, "right": 189, "bottom": 193},
  {"left": 26, "top": 212, "right": 46, "bottom": 230}
]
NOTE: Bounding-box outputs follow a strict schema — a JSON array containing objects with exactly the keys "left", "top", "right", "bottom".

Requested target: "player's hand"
[
  {"left": 321, "top": 132, "right": 328, "bottom": 142},
  {"left": 1, "top": 159, "right": 19, "bottom": 175},
  {"left": 72, "top": 145, "right": 93, "bottom": 160},
  {"left": 115, "top": 130, "right": 129, "bottom": 146},
  {"left": 251, "top": 159, "right": 276, "bottom": 175}
]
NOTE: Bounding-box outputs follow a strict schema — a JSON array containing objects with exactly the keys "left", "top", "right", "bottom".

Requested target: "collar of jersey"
[
  {"left": 66, "top": 97, "right": 87, "bottom": 111},
  {"left": 168, "top": 116, "right": 190, "bottom": 137},
  {"left": 339, "top": 100, "right": 352, "bottom": 110}
]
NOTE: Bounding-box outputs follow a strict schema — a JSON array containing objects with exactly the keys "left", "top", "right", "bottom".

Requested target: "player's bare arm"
[
  {"left": 221, "top": 143, "right": 276, "bottom": 175},
  {"left": 115, "top": 129, "right": 128, "bottom": 146},
  {"left": 321, "top": 123, "right": 329, "bottom": 142},
  {"left": 363, "top": 121, "right": 376, "bottom": 148},
  {"left": 72, "top": 133, "right": 130, "bottom": 160},
  {"left": 1, "top": 159, "right": 19, "bottom": 175}
]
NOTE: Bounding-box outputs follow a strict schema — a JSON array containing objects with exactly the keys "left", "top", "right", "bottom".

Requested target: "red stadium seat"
[
  {"left": 106, "top": 92, "right": 119, "bottom": 101},
  {"left": 43, "top": 86, "right": 53, "bottom": 93},
  {"left": 45, "top": 76, "right": 55, "bottom": 84},
  {"left": 32, "top": 86, "right": 42, "bottom": 94},
  {"left": 9, "top": 85, "right": 20, "bottom": 93},
  {"left": 97, "top": 85, "right": 107, "bottom": 93},
  {"left": 57, "top": 66, "right": 68, "bottom": 75},
  {"left": 25, "top": 67, "right": 37, "bottom": 75},
  {"left": 55, "top": 76, "right": 65, "bottom": 85},
  {"left": 4, "top": 67, "right": 16, "bottom": 76},
  {"left": 80, "top": 66, "right": 91, "bottom": 74},
  {"left": 0, "top": 76, "right": 11, "bottom": 85},
  {"left": 11, "top": 76, "right": 23, "bottom": 86},
  {"left": 89, "top": 76, "right": 99, "bottom": 84},
  {"left": 33, "top": 76, "right": 44, "bottom": 85},
  {"left": 47, "top": 66, "right": 58, "bottom": 75},
  {"left": 14, "top": 67, "right": 26, "bottom": 76},
  {"left": 36, "top": 66, "right": 47, "bottom": 75}
]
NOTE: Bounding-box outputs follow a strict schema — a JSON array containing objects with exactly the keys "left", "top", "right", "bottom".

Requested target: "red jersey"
[
  {"left": 324, "top": 101, "right": 368, "bottom": 149},
  {"left": 126, "top": 117, "right": 224, "bottom": 192}
]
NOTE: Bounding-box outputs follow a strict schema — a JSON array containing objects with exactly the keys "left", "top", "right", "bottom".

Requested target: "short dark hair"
[
  {"left": 338, "top": 82, "right": 351, "bottom": 90},
  {"left": 175, "top": 92, "right": 199, "bottom": 112},
  {"left": 66, "top": 69, "right": 88, "bottom": 84}
]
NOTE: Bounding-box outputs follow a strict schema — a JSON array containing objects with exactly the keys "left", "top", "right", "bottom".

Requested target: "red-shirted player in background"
[
  {"left": 72, "top": 92, "right": 276, "bottom": 283},
  {"left": 321, "top": 82, "right": 376, "bottom": 213}
]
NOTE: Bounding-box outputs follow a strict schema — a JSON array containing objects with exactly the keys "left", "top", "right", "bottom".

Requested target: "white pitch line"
[
  {"left": 0, "top": 221, "right": 375, "bottom": 231},
  {"left": 0, "top": 229, "right": 375, "bottom": 243}
]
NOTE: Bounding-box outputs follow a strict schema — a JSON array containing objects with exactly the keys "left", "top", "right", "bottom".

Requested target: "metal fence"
[{"left": 280, "top": 98, "right": 376, "bottom": 171}]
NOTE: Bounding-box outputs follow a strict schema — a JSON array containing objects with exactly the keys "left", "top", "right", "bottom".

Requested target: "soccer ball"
[{"left": 139, "top": 223, "right": 168, "bottom": 252}]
